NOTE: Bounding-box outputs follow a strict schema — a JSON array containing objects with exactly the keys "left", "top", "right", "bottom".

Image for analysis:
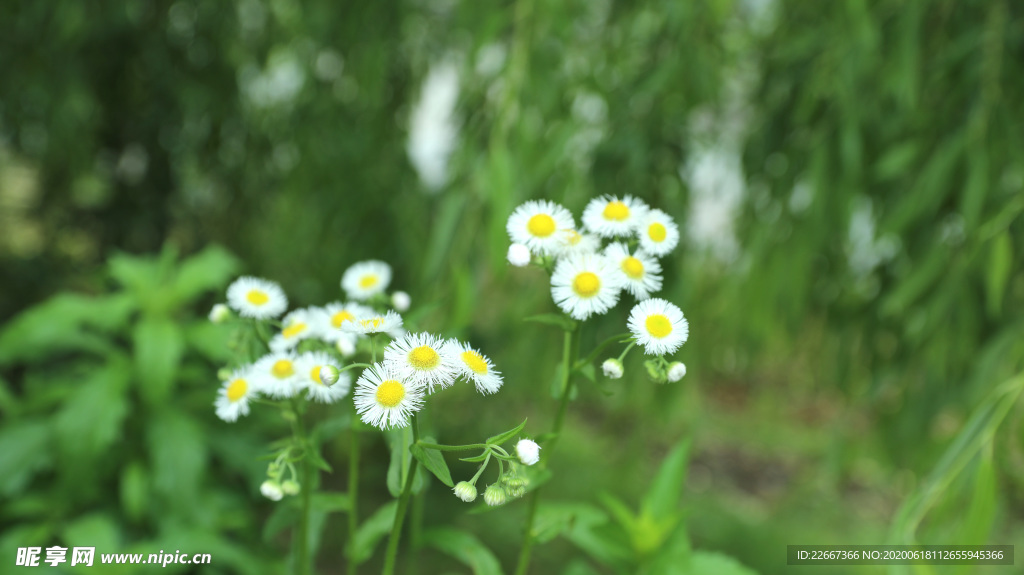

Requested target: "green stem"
[
  {"left": 573, "top": 332, "right": 631, "bottom": 372},
  {"left": 382, "top": 416, "right": 421, "bottom": 575},
  {"left": 291, "top": 398, "right": 312, "bottom": 575},
  {"left": 347, "top": 427, "right": 360, "bottom": 575},
  {"left": 470, "top": 452, "right": 492, "bottom": 484},
  {"left": 340, "top": 362, "right": 372, "bottom": 373},
  {"left": 414, "top": 441, "right": 488, "bottom": 452},
  {"left": 514, "top": 326, "right": 574, "bottom": 575},
  {"left": 616, "top": 342, "right": 636, "bottom": 363}
]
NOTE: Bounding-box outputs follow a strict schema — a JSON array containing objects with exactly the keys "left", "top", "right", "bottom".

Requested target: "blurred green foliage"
[{"left": 1, "top": 0, "right": 1023, "bottom": 573}]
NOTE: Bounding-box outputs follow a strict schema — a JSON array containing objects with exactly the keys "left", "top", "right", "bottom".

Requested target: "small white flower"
[
  {"left": 667, "top": 362, "right": 687, "bottom": 382},
  {"left": 507, "top": 243, "right": 532, "bottom": 267},
  {"left": 506, "top": 200, "right": 576, "bottom": 256},
  {"left": 636, "top": 208, "right": 680, "bottom": 256},
  {"left": 483, "top": 484, "right": 507, "bottom": 506},
  {"left": 627, "top": 298, "right": 689, "bottom": 356},
  {"left": 385, "top": 332, "right": 459, "bottom": 393},
  {"left": 215, "top": 367, "right": 260, "bottom": 422},
  {"left": 444, "top": 339, "right": 503, "bottom": 394},
  {"left": 516, "top": 439, "right": 541, "bottom": 466},
  {"left": 208, "top": 303, "right": 231, "bottom": 324},
  {"left": 341, "top": 260, "right": 392, "bottom": 301},
  {"left": 318, "top": 302, "right": 375, "bottom": 342},
  {"left": 353, "top": 363, "right": 426, "bottom": 430},
  {"left": 269, "top": 308, "right": 320, "bottom": 352},
  {"left": 391, "top": 291, "right": 411, "bottom": 312},
  {"left": 550, "top": 253, "right": 624, "bottom": 320},
  {"left": 604, "top": 242, "right": 663, "bottom": 300},
  {"left": 602, "top": 358, "right": 624, "bottom": 379},
  {"left": 341, "top": 310, "right": 404, "bottom": 336},
  {"left": 336, "top": 334, "right": 358, "bottom": 357},
  {"left": 261, "top": 480, "right": 284, "bottom": 501},
  {"left": 453, "top": 481, "right": 477, "bottom": 503},
  {"left": 553, "top": 229, "right": 601, "bottom": 258},
  {"left": 226, "top": 277, "right": 288, "bottom": 319},
  {"left": 297, "top": 351, "right": 350, "bottom": 403},
  {"left": 582, "top": 195, "right": 649, "bottom": 238},
  {"left": 253, "top": 352, "right": 302, "bottom": 398}
]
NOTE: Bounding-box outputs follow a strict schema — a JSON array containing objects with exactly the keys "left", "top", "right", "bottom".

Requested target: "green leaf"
[
  {"left": 683, "top": 551, "right": 758, "bottom": 575},
  {"left": 109, "top": 251, "right": 162, "bottom": 293},
  {"left": 524, "top": 313, "right": 576, "bottom": 331},
  {"left": 386, "top": 427, "right": 424, "bottom": 497},
  {"left": 411, "top": 443, "right": 454, "bottom": 487},
  {"left": 54, "top": 358, "right": 130, "bottom": 461},
  {"left": 0, "top": 419, "right": 51, "bottom": 497},
  {"left": 459, "top": 452, "right": 490, "bottom": 463},
  {"left": 120, "top": 461, "right": 149, "bottom": 523},
  {"left": 579, "top": 363, "right": 596, "bottom": 382},
  {"left": 486, "top": 418, "right": 527, "bottom": 446},
  {"left": 422, "top": 528, "right": 504, "bottom": 575},
  {"left": 957, "top": 443, "right": 996, "bottom": 545},
  {"left": 172, "top": 244, "right": 240, "bottom": 304},
  {"left": 312, "top": 491, "right": 351, "bottom": 513},
  {"left": 147, "top": 410, "right": 207, "bottom": 505},
  {"left": 534, "top": 502, "right": 608, "bottom": 544},
  {"left": 984, "top": 232, "right": 1012, "bottom": 318},
  {"left": 641, "top": 438, "right": 691, "bottom": 522},
  {"left": 133, "top": 316, "right": 184, "bottom": 405},
  {"left": 307, "top": 447, "right": 334, "bottom": 473},
  {"left": 348, "top": 501, "right": 398, "bottom": 564},
  {"left": 0, "top": 293, "right": 133, "bottom": 365}
]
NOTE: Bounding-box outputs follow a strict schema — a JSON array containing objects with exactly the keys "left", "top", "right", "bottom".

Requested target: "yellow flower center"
[
  {"left": 566, "top": 230, "right": 583, "bottom": 246},
  {"left": 409, "top": 346, "right": 440, "bottom": 369},
  {"left": 527, "top": 214, "right": 556, "bottom": 237},
  {"left": 461, "top": 350, "right": 489, "bottom": 374},
  {"left": 376, "top": 380, "right": 405, "bottom": 408},
  {"left": 648, "top": 222, "right": 667, "bottom": 242},
  {"left": 603, "top": 201, "right": 629, "bottom": 221},
  {"left": 622, "top": 257, "right": 644, "bottom": 279},
  {"left": 309, "top": 365, "right": 324, "bottom": 384},
  {"left": 271, "top": 359, "right": 294, "bottom": 378},
  {"left": 227, "top": 379, "right": 248, "bottom": 402},
  {"left": 282, "top": 322, "right": 307, "bottom": 339},
  {"left": 572, "top": 272, "right": 601, "bottom": 297},
  {"left": 645, "top": 314, "right": 673, "bottom": 338},
  {"left": 359, "top": 274, "right": 379, "bottom": 289},
  {"left": 246, "top": 290, "right": 269, "bottom": 305},
  {"left": 331, "top": 311, "right": 354, "bottom": 328},
  {"left": 360, "top": 318, "right": 384, "bottom": 330}
]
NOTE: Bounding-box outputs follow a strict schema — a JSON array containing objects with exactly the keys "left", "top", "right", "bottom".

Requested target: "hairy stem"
[{"left": 382, "top": 416, "right": 421, "bottom": 575}]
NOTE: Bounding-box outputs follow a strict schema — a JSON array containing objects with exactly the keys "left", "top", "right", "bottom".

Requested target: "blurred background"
[{"left": 1, "top": 0, "right": 1023, "bottom": 573}]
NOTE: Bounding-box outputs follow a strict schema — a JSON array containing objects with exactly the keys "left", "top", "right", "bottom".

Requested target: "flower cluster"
[
  {"left": 211, "top": 261, "right": 504, "bottom": 429},
  {"left": 507, "top": 195, "right": 689, "bottom": 382}
]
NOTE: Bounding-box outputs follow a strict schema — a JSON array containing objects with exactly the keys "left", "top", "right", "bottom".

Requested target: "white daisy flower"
[
  {"left": 384, "top": 332, "right": 458, "bottom": 393},
  {"left": 269, "top": 308, "right": 320, "bottom": 352},
  {"left": 341, "top": 310, "right": 404, "bottom": 336},
  {"left": 336, "top": 334, "right": 358, "bottom": 357},
  {"left": 341, "top": 260, "right": 392, "bottom": 301},
  {"left": 637, "top": 208, "right": 680, "bottom": 256},
  {"left": 317, "top": 302, "right": 375, "bottom": 341},
  {"left": 215, "top": 367, "right": 260, "bottom": 422},
  {"left": 604, "top": 242, "right": 663, "bottom": 300},
  {"left": 554, "top": 229, "right": 601, "bottom": 258},
  {"left": 353, "top": 363, "right": 425, "bottom": 429},
  {"left": 252, "top": 352, "right": 302, "bottom": 398},
  {"left": 296, "top": 351, "right": 350, "bottom": 403},
  {"left": 627, "top": 298, "right": 689, "bottom": 356},
  {"left": 226, "top": 277, "right": 288, "bottom": 319},
  {"left": 550, "top": 253, "right": 624, "bottom": 320},
  {"left": 582, "top": 195, "right": 649, "bottom": 238},
  {"left": 507, "top": 243, "right": 532, "bottom": 267},
  {"left": 506, "top": 200, "right": 575, "bottom": 256},
  {"left": 444, "top": 339, "right": 503, "bottom": 394}
]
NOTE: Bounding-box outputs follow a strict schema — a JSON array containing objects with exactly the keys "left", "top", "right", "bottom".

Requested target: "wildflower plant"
[
  {"left": 210, "top": 261, "right": 535, "bottom": 575},
  {"left": 504, "top": 195, "right": 691, "bottom": 574}
]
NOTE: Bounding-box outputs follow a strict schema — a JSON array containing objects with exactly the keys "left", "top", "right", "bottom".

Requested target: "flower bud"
[
  {"left": 515, "top": 439, "right": 541, "bottom": 466},
  {"left": 644, "top": 359, "right": 667, "bottom": 384},
  {"left": 336, "top": 335, "right": 357, "bottom": 358},
  {"left": 319, "top": 365, "right": 340, "bottom": 386},
  {"left": 217, "top": 368, "right": 232, "bottom": 381},
  {"left": 667, "top": 362, "right": 687, "bottom": 383},
  {"left": 483, "top": 484, "right": 507, "bottom": 506},
  {"left": 507, "top": 243, "right": 531, "bottom": 267},
  {"left": 208, "top": 303, "right": 231, "bottom": 324},
  {"left": 508, "top": 485, "right": 526, "bottom": 499},
  {"left": 391, "top": 291, "right": 411, "bottom": 312},
  {"left": 453, "top": 481, "right": 477, "bottom": 503},
  {"left": 260, "top": 480, "right": 284, "bottom": 501},
  {"left": 602, "top": 358, "right": 624, "bottom": 379},
  {"left": 281, "top": 479, "right": 301, "bottom": 496}
]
